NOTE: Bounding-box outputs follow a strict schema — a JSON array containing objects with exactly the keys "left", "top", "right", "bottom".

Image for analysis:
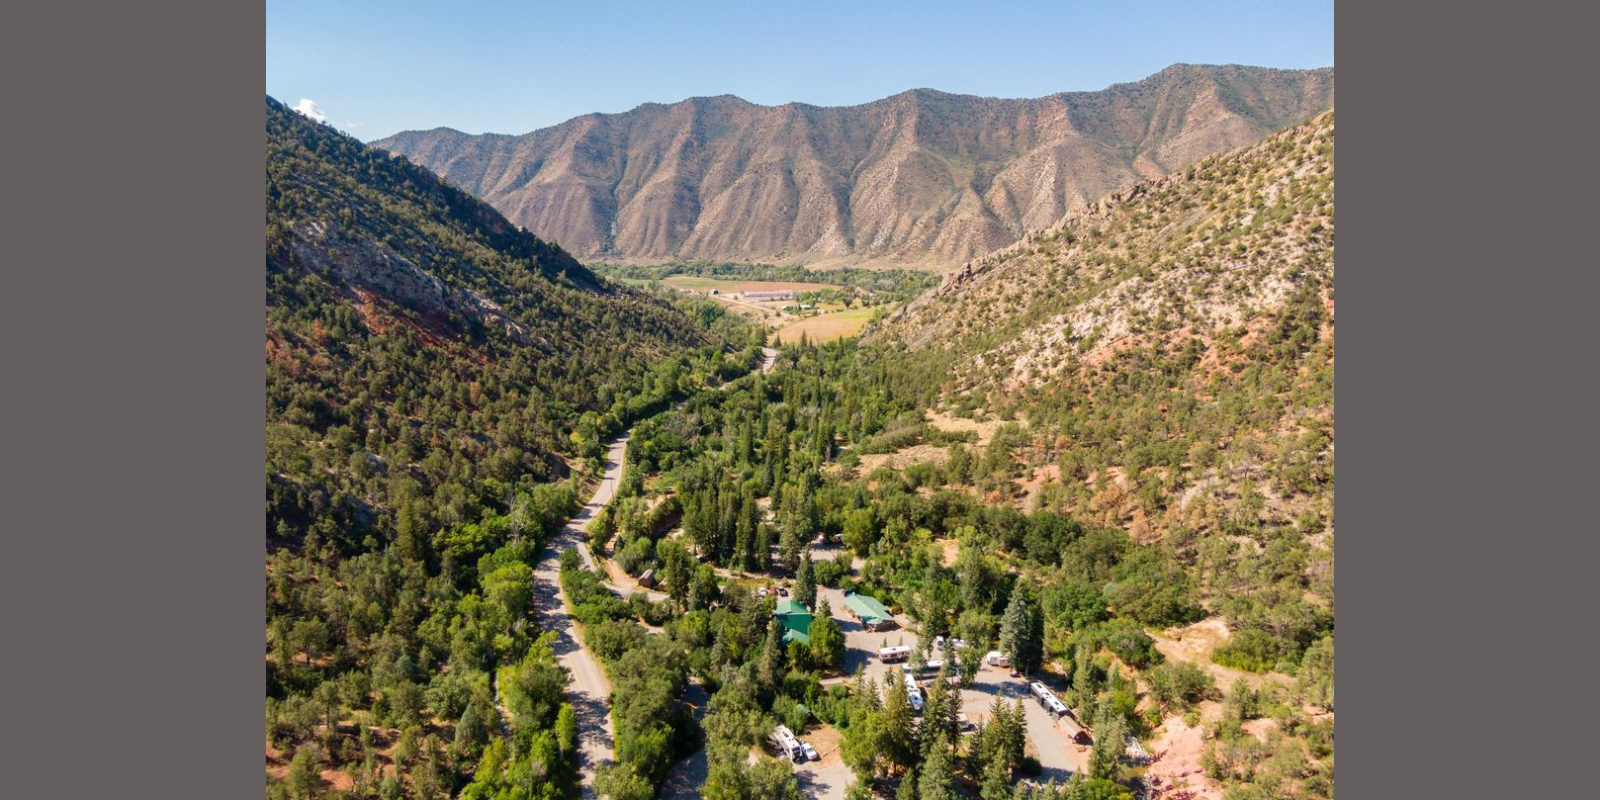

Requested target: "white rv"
[
  {"left": 1029, "top": 681, "right": 1070, "bottom": 717},
  {"left": 878, "top": 645, "right": 913, "bottom": 663},
  {"left": 903, "top": 673, "right": 925, "bottom": 712},
  {"left": 771, "top": 725, "right": 804, "bottom": 761},
  {"left": 984, "top": 650, "right": 1010, "bottom": 667}
]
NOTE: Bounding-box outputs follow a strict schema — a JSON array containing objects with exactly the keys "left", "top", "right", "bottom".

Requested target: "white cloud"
[{"left": 292, "top": 98, "right": 328, "bottom": 124}]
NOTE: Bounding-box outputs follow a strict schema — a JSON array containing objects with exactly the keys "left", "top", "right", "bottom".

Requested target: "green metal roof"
[
  {"left": 844, "top": 593, "right": 892, "bottom": 624},
  {"left": 774, "top": 599, "right": 813, "bottom": 644}
]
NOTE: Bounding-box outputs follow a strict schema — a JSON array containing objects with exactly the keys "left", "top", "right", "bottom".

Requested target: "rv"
[
  {"left": 903, "top": 673, "right": 925, "bottom": 712},
  {"left": 878, "top": 645, "right": 913, "bottom": 663},
  {"left": 984, "top": 650, "right": 1010, "bottom": 668},
  {"left": 1029, "top": 681, "right": 1071, "bottom": 717},
  {"left": 770, "top": 725, "right": 804, "bottom": 762}
]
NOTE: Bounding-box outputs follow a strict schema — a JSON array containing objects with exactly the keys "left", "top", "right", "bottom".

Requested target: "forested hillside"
[
  {"left": 877, "top": 111, "right": 1335, "bottom": 552},
  {"left": 264, "top": 96, "right": 756, "bottom": 798}
]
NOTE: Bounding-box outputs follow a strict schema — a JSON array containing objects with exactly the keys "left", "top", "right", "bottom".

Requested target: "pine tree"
[
  {"left": 794, "top": 551, "right": 817, "bottom": 607},
  {"left": 758, "top": 619, "right": 785, "bottom": 691},
  {"left": 1005, "top": 699, "right": 1026, "bottom": 769},
  {"left": 881, "top": 675, "right": 918, "bottom": 775},
  {"left": 918, "top": 745, "right": 958, "bottom": 800},
  {"left": 999, "top": 582, "right": 1042, "bottom": 675},
  {"left": 286, "top": 745, "right": 322, "bottom": 799},
  {"left": 922, "top": 662, "right": 959, "bottom": 752},
  {"left": 979, "top": 754, "right": 1013, "bottom": 800},
  {"left": 757, "top": 520, "right": 774, "bottom": 571},
  {"left": 1088, "top": 707, "right": 1127, "bottom": 780}
]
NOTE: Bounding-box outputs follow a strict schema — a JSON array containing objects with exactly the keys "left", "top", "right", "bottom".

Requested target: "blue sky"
[{"left": 267, "top": 0, "right": 1333, "bottom": 142}]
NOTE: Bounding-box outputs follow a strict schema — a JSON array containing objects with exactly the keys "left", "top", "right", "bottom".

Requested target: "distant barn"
[{"left": 742, "top": 290, "right": 795, "bottom": 301}]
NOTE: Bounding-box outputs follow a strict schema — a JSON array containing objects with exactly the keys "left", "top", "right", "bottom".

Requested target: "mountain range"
[{"left": 375, "top": 64, "right": 1333, "bottom": 270}]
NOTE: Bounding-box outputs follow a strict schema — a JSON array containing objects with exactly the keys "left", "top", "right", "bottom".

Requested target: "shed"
[{"left": 1057, "top": 715, "right": 1092, "bottom": 745}]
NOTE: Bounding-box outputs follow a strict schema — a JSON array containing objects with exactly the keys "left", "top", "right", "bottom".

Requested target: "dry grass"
[
  {"left": 924, "top": 408, "right": 1003, "bottom": 447},
  {"left": 773, "top": 307, "right": 877, "bottom": 344}
]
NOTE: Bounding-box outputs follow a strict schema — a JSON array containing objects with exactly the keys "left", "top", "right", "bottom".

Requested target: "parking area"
[
  {"left": 817, "top": 585, "right": 919, "bottom": 691},
  {"left": 792, "top": 724, "right": 852, "bottom": 800},
  {"left": 809, "top": 583, "right": 1087, "bottom": 784},
  {"left": 956, "top": 665, "right": 1088, "bottom": 783}
]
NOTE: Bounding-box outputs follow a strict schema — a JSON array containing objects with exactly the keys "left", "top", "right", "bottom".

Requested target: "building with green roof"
[
  {"left": 843, "top": 592, "right": 895, "bottom": 631},
  {"left": 774, "top": 598, "right": 813, "bottom": 645}
]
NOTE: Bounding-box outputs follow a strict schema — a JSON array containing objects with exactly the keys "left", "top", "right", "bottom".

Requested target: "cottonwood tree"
[{"left": 809, "top": 598, "right": 845, "bottom": 670}]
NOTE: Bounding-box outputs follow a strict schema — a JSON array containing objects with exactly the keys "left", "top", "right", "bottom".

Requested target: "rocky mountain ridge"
[{"left": 375, "top": 64, "right": 1333, "bottom": 270}]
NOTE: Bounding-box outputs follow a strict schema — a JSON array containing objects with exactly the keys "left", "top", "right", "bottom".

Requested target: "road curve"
[
  {"left": 532, "top": 434, "right": 630, "bottom": 798},
  {"left": 543, "top": 350, "right": 775, "bottom": 795}
]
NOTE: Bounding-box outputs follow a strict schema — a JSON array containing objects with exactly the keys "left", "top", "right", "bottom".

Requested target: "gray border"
[
  {"left": 6, "top": 0, "right": 264, "bottom": 794},
  {"left": 10, "top": 2, "right": 1589, "bottom": 797},
  {"left": 1338, "top": 3, "right": 1596, "bottom": 798}
]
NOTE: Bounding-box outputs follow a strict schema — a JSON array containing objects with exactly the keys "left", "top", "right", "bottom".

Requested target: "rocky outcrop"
[{"left": 289, "top": 220, "right": 536, "bottom": 345}]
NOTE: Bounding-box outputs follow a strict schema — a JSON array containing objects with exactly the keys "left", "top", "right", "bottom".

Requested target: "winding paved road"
[
  {"left": 532, "top": 434, "right": 630, "bottom": 798},
  {"left": 536, "top": 351, "right": 779, "bottom": 796}
]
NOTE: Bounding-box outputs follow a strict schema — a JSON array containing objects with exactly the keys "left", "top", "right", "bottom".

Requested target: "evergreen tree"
[
  {"left": 896, "top": 771, "right": 918, "bottom": 800},
  {"left": 999, "top": 582, "right": 1043, "bottom": 674},
  {"left": 922, "top": 662, "right": 959, "bottom": 751},
  {"left": 794, "top": 551, "right": 817, "bottom": 608},
  {"left": 758, "top": 619, "right": 785, "bottom": 692},
  {"left": 286, "top": 745, "right": 323, "bottom": 799},
  {"left": 661, "top": 538, "right": 691, "bottom": 607},
  {"left": 917, "top": 745, "right": 959, "bottom": 800},
  {"left": 880, "top": 676, "right": 918, "bottom": 776},
  {"left": 957, "top": 542, "right": 991, "bottom": 613},
  {"left": 1088, "top": 708, "right": 1128, "bottom": 780},
  {"left": 979, "top": 755, "right": 1014, "bottom": 800}
]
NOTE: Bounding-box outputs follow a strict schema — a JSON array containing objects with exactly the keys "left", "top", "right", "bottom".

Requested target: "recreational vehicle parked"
[
  {"left": 903, "top": 673, "right": 925, "bottom": 712},
  {"left": 1030, "top": 681, "right": 1071, "bottom": 717},
  {"left": 878, "top": 645, "right": 913, "bottom": 663},
  {"left": 984, "top": 650, "right": 1010, "bottom": 668},
  {"left": 771, "top": 725, "right": 804, "bottom": 762}
]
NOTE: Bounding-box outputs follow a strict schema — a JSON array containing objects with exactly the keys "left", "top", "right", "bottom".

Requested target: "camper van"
[
  {"left": 984, "top": 650, "right": 1010, "bottom": 668},
  {"left": 770, "top": 725, "right": 804, "bottom": 762},
  {"left": 878, "top": 645, "right": 913, "bottom": 664},
  {"left": 1029, "top": 681, "right": 1071, "bottom": 717}
]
